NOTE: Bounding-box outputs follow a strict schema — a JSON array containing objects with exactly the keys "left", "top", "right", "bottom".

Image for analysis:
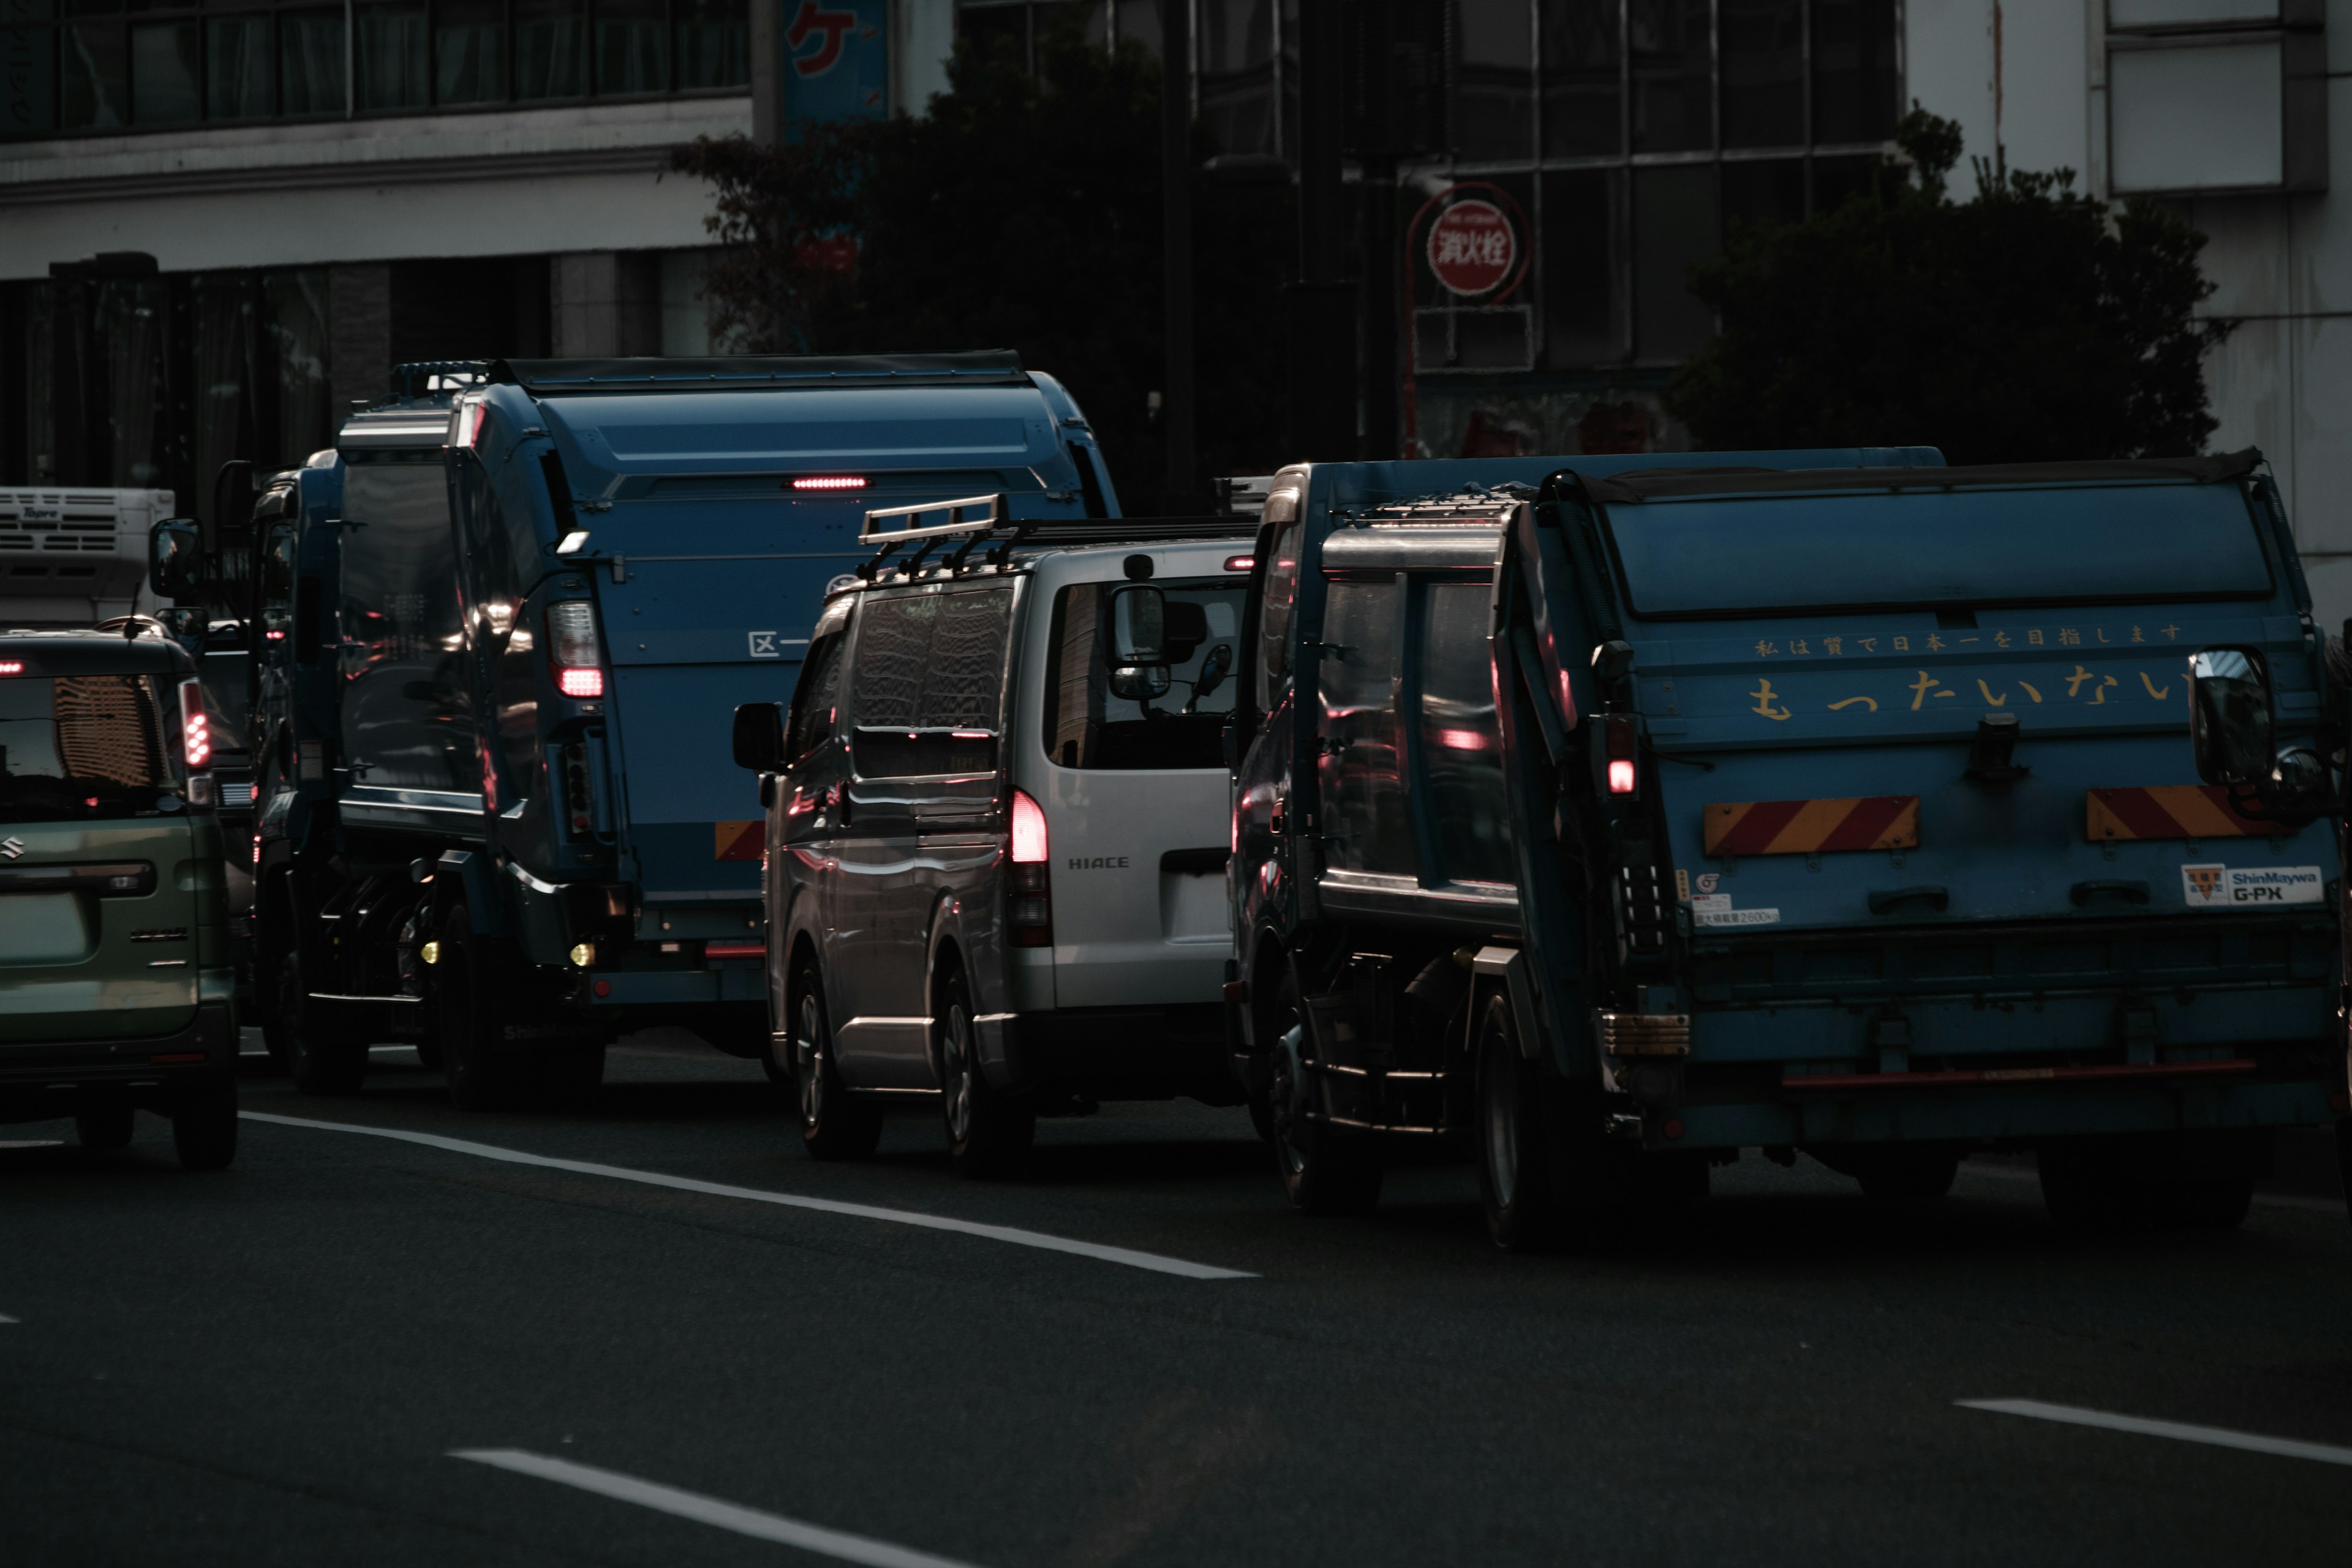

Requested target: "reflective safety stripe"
[
  {"left": 2086, "top": 785, "right": 2267, "bottom": 841},
  {"left": 1703, "top": 796, "right": 1918, "bottom": 857},
  {"left": 714, "top": 820, "right": 763, "bottom": 861}
]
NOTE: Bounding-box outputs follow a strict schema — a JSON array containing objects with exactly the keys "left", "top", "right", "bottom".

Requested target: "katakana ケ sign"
[{"left": 785, "top": 0, "right": 886, "bottom": 130}]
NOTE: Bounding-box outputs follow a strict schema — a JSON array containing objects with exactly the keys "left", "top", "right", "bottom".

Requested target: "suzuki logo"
[{"left": 0, "top": 838, "right": 21, "bottom": 860}]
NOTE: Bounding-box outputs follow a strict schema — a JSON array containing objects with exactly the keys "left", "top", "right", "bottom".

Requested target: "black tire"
[
  {"left": 1266, "top": 969, "right": 1382, "bottom": 1215},
  {"left": 1852, "top": 1144, "right": 1962, "bottom": 1202},
  {"left": 256, "top": 950, "right": 293, "bottom": 1071},
  {"left": 789, "top": 965, "right": 881, "bottom": 1160},
  {"left": 75, "top": 1102, "right": 134, "bottom": 1152},
  {"left": 1475, "top": 995, "right": 1555, "bottom": 1251},
  {"left": 439, "top": 907, "right": 519, "bottom": 1112},
  {"left": 283, "top": 947, "right": 366, "bottom": 1096},
  {"left": 936, "top": 962, "right": 1033, "bottom": 1178},
  {"left": 172, "top": 1085, "right": 238, "bottom": 1170}
]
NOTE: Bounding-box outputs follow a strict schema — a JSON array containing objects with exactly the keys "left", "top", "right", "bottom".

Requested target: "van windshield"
[
  {"left": 0, "top": 674, "right": 179, "bottom": 821},
  {"left": 1045, "top": 578, "right": 1246, "bottom": 771},
  {"left": 1604, "top": 481, "right": 2274, "bottom": 617}
]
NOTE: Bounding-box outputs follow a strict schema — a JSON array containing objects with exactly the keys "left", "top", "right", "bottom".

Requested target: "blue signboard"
[{"left": 783, "top": 0, "right": 888, "bottom": 132}]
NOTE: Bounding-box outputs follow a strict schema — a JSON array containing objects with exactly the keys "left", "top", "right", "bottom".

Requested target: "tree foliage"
[
  {"left": 670, "top": 18, "right": 1291, "bottom": 507},
  {"left": 1665, "top": 111, "right": 2232, "bottom": 465}
]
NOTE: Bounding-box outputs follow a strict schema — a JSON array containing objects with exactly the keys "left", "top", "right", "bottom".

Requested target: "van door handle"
[
  {"left": 1868, "top": 884, "right": 1949, "bottom": 915},
  {"left": 2070, "top": 878, "right": 2150, "bottom": 907}
]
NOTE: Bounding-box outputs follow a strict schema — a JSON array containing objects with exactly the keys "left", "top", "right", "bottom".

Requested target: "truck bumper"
[
  {"left": 995, "top": 1003, "right": 1242, "bottom": 1103},
  {"left": 0, "top": 1002, "right": 238, "bottom": 1122}
]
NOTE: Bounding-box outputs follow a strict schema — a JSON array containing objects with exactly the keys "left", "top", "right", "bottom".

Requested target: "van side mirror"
[
  {"left": 149, "top": 518, "right": 202, "bottom": 600},
  {"left": 732, "top": 702, "right": 785, "bottom": 772},
  {"left": 2188, "top": 649, "right": 2274, "bottom": 786}
]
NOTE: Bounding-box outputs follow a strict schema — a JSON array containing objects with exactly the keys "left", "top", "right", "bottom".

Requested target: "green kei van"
[{"left": 0, "top": 624, "right": 238, "bottom": 1168}]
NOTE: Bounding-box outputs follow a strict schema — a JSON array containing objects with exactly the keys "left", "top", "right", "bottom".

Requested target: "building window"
[{"left": 0, "top": 0, "right": 745, "bottom": 136}]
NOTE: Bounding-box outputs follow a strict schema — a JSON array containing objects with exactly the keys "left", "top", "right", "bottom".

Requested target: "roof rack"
[
  {"left": 391, "top": 361, "right": 492, "bottom": 399},
  {"left": 490, "top": 352, "right": 1029, "bottom": 394},
  {"left": 856, "top": 496, "right": 1257, "bottom": 582}
]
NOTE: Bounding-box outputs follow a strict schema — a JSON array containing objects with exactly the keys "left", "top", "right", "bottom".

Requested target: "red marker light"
[
  {"left": 557, "top": 667, "right": 605, "bottom": 699},
  {"left": 1607, "top": 758, "right": 1636, "bottom": 794},
  {"left": 1224, "top": 555, "right": 1254, "bottom": 572},
  {"left": 453, "top": 399, "right": 488, "bottom": 450},
  {"left": 0, "top": 661, "right": 22, "bottom": 675},
  {"left": 1010, "top": 788, "right": 1049, "bottom": 864},
  {"left": 793, "top": 476, "right": 867, "bottom": 491},
  {"left": 179, "top": 679, "right": 211, "bottom": 771}
]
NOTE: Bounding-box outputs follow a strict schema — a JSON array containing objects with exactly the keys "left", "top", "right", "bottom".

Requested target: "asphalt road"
[{"left": 4, "top": 1030, "right": 2349, "bottom": 1567}]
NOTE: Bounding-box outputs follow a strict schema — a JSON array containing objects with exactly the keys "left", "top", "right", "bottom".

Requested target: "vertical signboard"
[
  {"left": 783, "top": 0, "right": 888, "bottom": 133},
  {"left": 2, "top": 0, "right": 55, "bottom": 138}
]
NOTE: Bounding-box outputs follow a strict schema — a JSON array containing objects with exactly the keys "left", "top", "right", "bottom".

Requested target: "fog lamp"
[
  {"left": 419, "top": 941, "right": 439, "bottom": 966},
  {"left": 569, "top": 942, "right": 595, "bottom": 968}
]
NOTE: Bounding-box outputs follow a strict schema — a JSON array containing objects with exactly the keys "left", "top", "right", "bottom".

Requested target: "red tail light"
[
  {"left": 453, "top": 398, "right": 488, "bottom": 450},
  {"left": 1224, "top": 555, "right": 1254, "bottom": 572},
  {"left": 793, "top": 476, "right": 867, "bottom": 491},
  {"left": 546, "top": 601, "right": 605, "bottom": 701},
  {"left": 179, "top": 679, "right": 211, "bottom": 769},
  {"left": 1008, "top": 789, "right": 1052, "bottom": 946},
  {"left": 557, "top": 667, "right": 605, "bottom": 699},
  {"left": 1605, "top": 714, "right": 1637, "bottom": 796}
]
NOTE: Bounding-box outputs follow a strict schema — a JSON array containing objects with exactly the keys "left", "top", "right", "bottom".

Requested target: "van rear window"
[
  {"left": 1046, "top": 579, "right": 1245, "bottom": 771},
  {"left": 0, "top": 674, "right": 178, "bottom": 821},
  {"left": 1604, "top": 481, "right": 2274, "bottom": 617}
]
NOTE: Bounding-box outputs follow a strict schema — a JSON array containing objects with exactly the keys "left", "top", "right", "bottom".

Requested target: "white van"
[{"left": 734, "top": 512, "right": 1256, "bottom": 1175}]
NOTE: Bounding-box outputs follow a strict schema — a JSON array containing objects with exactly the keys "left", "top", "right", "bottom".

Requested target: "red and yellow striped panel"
[
  {"left": 1703, "top": 796, "right": 1919, "bottom": 857},
  {"left": 2086, "top": 786, "right": 2267, "bottom": 842},
  {"left": 714, "top": 820, "right": 764, "bottom": 861}
]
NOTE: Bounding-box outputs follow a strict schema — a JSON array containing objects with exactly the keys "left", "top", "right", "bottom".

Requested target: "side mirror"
[
  {"left": 1107, "top": 585, "right": 1167, "bottom": 663},
  {"left": 731, "top": 702, "right": 785, "bottom": 773},
  {"left": 2188, "top": 649, "right": 2274, "bottom": 786},
  {"left": 149, "top": 518, "right": 202, "bottom": 601},
  {"left": 1109, "top": 664, "right": 1172, "bottom": 702},
  {"left": 1194, "top": 641, "right": 1233, "bottom": 703}
]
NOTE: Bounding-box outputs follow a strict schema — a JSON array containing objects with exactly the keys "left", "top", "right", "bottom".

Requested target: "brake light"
[
  {"left": 546, "top": 601, "right": 604, "bottom": 699},
  {"left": 1606, "top": 714, "right": 1637, "bottom": 796},
  {"left": 453, "top": 398, "right": 488, "bottom": 450},
  {"left": 793, "top": 476, "right": 867, "bottom": 491},
  {"left": 0, "top": 661, "right": 21, "bottom": 674},
  {"left": 1224, "top": 555, "right": 1254, "bottom": 572},
  {"left": 179, "top": 679, "right": 211, "bottom": 769},
  {"left": 1011, "top": 789, "right": 1048, "bottom": 864}
]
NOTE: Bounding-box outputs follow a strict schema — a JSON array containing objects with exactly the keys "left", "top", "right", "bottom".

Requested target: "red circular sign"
[{"left": 1426, "top": 200, "right": 1517, "bottom": 297}]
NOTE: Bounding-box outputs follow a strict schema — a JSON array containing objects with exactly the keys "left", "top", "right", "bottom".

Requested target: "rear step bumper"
[{"left": 0, "top": 1003, "right": 237, "bottom": 1119}]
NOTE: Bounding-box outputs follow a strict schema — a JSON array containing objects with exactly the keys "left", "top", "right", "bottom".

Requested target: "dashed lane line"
[
  {"left": 451, "top": 1449, "right": 983, "bottom": 1568},
  {"left": 240, "top": 1110, "right": 1254, "bottom": 1281},
  {"left": 1959, "top": 1399, "right": 2352, "bottom": 1467}
]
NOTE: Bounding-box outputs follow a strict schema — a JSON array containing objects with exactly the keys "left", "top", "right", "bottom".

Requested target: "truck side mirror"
[
  {"left": 149, "top": 518, "right": 202, "bottom": 601},
  {"left": 732, "top": 702, "right": 785, "bottom": 772},
  {"left": 1107, "top": 584, "right": 1167, "bottom": 663},
  {"left": 2188, "top": 648, "right": 2273, "bottom": 786}
]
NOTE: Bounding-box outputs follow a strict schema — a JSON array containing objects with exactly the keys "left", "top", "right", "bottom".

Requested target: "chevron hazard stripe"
[
  {"left": 714, "top": 820, "right": 764, "bottom": 861},
  {"left": 1703, "top": 796, "right": 1918, "bottom": 857},
  {"left": 2086, "top": 786, "right": 2268, "bottom": 842}
]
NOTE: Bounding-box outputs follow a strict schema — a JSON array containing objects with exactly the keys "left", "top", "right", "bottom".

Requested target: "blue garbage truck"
[
  {"left": 1227, "top": 448, "right": 2342, "bottom": 1245},
  {"left": 227, "top": 353, "right": 1120, "bottom": 1104}
]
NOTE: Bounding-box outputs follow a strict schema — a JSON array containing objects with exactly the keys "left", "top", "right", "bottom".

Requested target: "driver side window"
[
  {"left": 1254, "top": 499, "right": 1303, "bottom": 713},
  {"left": 786, "top": 632, "right": 845, "bottom": 762}
]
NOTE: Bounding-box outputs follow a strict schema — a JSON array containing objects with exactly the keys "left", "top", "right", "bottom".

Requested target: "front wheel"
[
  {"left": 1475, "top": 995, "right": 1554, "bottom": 1251},
  {"left": 172, "top": 1085, "right": 238, "bottom": 1170},
  {"left": 790, "top": 967, "right": 881, "bottom": 1160},
  {"left": 937, "top": 964, "right": 1033, "bottom": 1178},
  {"left": 1267, "top": 970, "right": 1382, "bottom": 1216}
]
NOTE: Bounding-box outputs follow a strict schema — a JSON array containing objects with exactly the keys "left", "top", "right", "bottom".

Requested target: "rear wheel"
[
  {"left": 75, "top": 1102, "right": 134, "bottom": 1152},
  {"left": 1267, "top": 970, "right": 1382, "bottom": 1215},
  {"left": 172, "top": 1085, "right": 238, "bottom": 1170},
  {"left": 790, "top": 966, "right": 881, "bottom": 1160},
  {"left": 439, "top": 907, "right": 518, "bottom": 1112},
  {"left": 1476, "top": 995, "right": 1555, "bottom": 1251},
  {"left": 283, "top": 948, "right": 366, "bottom": 1096},
  {"left": 937, "top": 963, "right": 1033, "bottom": 1178}
]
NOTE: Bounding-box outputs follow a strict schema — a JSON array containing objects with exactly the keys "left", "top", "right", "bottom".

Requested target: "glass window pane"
[
  {"left": 674, "top": 0, "right": 745, "bottom": 89},
  {"left": 1627, "top": 0, "right": 1708, "bottom": 153},
  {"left": 1539, "top": 0, "right": 1617, "bottom": 158},
  {"left": 263, "top": 268, "right": 332, "bottom": 468},
  {"left": 1044, "top": 580, "right": 1240, "bottom": 769},
  {"left": 129, "top": 18, "right": 198, "bottom": 123},
  {"left": 595, "top": 0, "right": 665, "bottom": 94},
  {"left": 279, "top": 9, "right": 345, "bottom": 113},
  {"left": 355, "top": 1, "right": 426, "bottom": 110},
  {"left": 191, "top": 274, "right": 257, "bottom": 534},
  {"left": 1541, "top": 165, "right": 1619, "bottom": 365},
  {"left": 205, "top": 13, "right": 270, "bottom": 119},
  {"left": 61, "top": 20, "right": 122, "bottom": 126},
  {"left": 1199, "top": 0, "right": 1273, "bottom": 156},
  {"left": 2, "top": 18, "right": 58, "bottom": 138},
  {"left": 1114, "top": 0, "right": 1156, "bottom": 57},
  {"left": 437, "top": 0, "right": 505, "bottom": 102},
  {"left": 1632, "top": 162, "right": 1716, "bottom": 360},
  {"left": 1811, "top": 151, "right": 1879, "bottom": 213},
  {"left": 1418, "top": 581, "right": 1512, "bottom": 884},
  {"left": 63, "top": 0, "right": 116, "bottom": 14},
  {"left": 96, "top": 276, "right": 169, "bottom": 486},
  {"left": 1317, "top": 578, "right": 1414, "bottom": 878},
  {"left": 515, "top": 0, "right": 586, "bottom": 97},
  {"left": 1721, "top": 156, "right": 1802, "bottom": 234},
  {"left": 1720, "top": 0, "right": 1800, "bottom": 148},
  {"left": 1812, "top": 0, "right": 1895, "bottom": 144},
  {"left": 1452, "top": 0, "right": 1530, "bottom": 162}
]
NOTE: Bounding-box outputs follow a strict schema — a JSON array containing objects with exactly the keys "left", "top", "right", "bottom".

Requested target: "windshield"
[
  {"left": 1044, "top": 578, "right": 1245, "bottom": 771},
  {"left": 1605, "top": 481, "right": 2274, "bottom": 617},
  {"left": 0, "top": 674, "right": 183, "bottom": 822}
]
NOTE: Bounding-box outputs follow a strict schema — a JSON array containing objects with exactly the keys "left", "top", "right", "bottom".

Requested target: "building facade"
[{"left": 3, "top": 1, "right": 2346, "bottom": 631}]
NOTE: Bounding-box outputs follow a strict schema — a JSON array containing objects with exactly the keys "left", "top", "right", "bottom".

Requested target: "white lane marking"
[
  {"left": 241, "top": 1110, "right": 1252, "bottom": 1281},
  {"left": 1957, "top": 1161, "right": 2345, "bottom": 1215},
  {"left": 1959, "top": 1399, "right": 2352, "bottom": 1467},
  {"left": 451, "top": 1449, "right": 982, "bottom": 1568},
  {"left": 0, "top": 1314, "right": 17, "bottom": 1324}
]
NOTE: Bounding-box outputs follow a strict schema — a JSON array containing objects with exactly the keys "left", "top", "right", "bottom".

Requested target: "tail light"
[
  {"left": 1606, "top": 714, "right": 1637, "bottom": 796},
  {"left": 453, "top": 398, "right": 488, "bottom": 450},
  {"left": 179, "top": 679, "right": 216, "bottom": 808},
  {"left": 792, "top": 476, "right": 867, "bottom": 491},
  {"left": 1008, "top": 788, "right": 1052, "bottom": 947},
  {"left": 547, "top": 601, "right": 605, "bottom": 699}
]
